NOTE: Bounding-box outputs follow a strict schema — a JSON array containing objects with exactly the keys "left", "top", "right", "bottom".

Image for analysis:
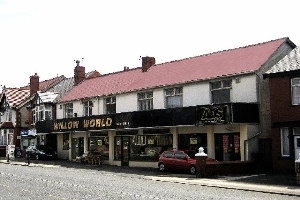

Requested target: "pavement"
[{"left": 1, "top": 157, "right": 300, "bottom": 197}]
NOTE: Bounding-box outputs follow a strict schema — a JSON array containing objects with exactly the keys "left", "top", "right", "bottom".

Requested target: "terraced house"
[{"left": 36, "top": 37, "right": 296, "bottom": 170}]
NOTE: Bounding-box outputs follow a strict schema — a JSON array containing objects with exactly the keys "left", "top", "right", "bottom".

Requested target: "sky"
[{"left": 1, "top": 0, "right": 300, "bottom": 88}]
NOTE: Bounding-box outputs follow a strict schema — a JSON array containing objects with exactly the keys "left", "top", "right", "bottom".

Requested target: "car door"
[{"left": 173, "top": 151, "right": 189, "bottom": 170}]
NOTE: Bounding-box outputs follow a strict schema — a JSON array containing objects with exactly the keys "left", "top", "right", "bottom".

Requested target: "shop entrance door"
[
  {"left": 215, "top": 133, "right": 241, "bottom": 161},
  {"left": 71, "top": 137, "right": 84, "bottom": 160},
  {"left": 121, "top": 136, "right": 130, "bottom": 166}
]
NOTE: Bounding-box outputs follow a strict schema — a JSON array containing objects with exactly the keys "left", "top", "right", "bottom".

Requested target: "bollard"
[
  {"left": 195, "top": 147, "right": 207, "bottom": 178},
  {"left": 6, "top": 154, "right": 9, "bottom": 163},
  {"left": 26, "top": 151, "right": 30, "bottom": 166}
]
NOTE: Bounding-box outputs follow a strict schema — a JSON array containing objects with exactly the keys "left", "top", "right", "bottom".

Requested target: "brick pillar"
[{"left": 195, "top": 147, "right": 207, "bottom": 178}]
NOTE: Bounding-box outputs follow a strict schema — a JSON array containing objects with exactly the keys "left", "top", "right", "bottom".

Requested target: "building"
[
  {"left": 264, "top": 46, "right": 300, "bottom": 173},
  {"left": 0, "top": 75, "right": 65, "bottom": 156},
  {"left": 36, "top": 37, "right": 296, "bottom": 169}
]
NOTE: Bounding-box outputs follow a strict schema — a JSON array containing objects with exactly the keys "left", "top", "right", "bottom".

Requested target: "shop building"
[{"left": 35, "top": 37, "right": 296, "bottom": 169}]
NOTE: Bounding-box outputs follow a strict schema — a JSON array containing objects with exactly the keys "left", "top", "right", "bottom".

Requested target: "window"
[
  {"left": 138, "top": 91, "right": 153, "bottom": 111},
  {"left": 165, "top": 87, "right": 183, "bottom": 108},
  {"left": 211, "top": 80, "right": 232, "bottom": 104},
  {"left": 0, "top": 129, "right": 13, "bottom": 145},
  {"left": 105, "top": 97, "right": 116, "bottom": 114},
  {"left": 32, "top": 104, "right": 52, "bottom": 123},
  {"left": 83, "top": 100, "right": 93, "bottom": 116},
  {"left": 291, "top": 78, "right": 300, "bottom": 105},
  {"left": 64, "top": 103, "right": 73, "bottom": 118},
  {"left": 280, "top": 127, "right": 290, "bottom": 157}
]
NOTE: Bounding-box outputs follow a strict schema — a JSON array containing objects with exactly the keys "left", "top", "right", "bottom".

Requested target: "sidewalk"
[{"left": 1, "top": 157, "right": 300, "bottom": 196}]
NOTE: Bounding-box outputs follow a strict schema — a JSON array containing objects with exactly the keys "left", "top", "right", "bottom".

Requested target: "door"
[
  {"left": 215, "top": 133, "right": 241, "bottom": 161},
  {"left": 295, "top": 136, "right": 300, "bottom": 160},
  {"left": 121, "top": 136, "right": 130, "bottom": 166}
]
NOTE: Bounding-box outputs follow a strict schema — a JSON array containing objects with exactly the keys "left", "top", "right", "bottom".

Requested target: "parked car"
[
  {"left": 158, "top": 150, "right": 216, "bottom": 175},
  {"left": 26, "top": 145, "right": 58, "bottom": 160}
]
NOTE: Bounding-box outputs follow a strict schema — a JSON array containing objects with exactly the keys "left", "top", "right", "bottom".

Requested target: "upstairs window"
[
  {"left": 83, "top": 100, "right": 93, "bottom": 116},
  {"left": 104, "top": 96, "right": 116, "bottom": 114},
  {"left": 64, "top": 103, "right": 73, "bottom": 118},
  {"left": 138, "top": 91, "right": 153, "bottom": 111},
  {"left": 32, "top": 104, "right": 52, "bottom": 123},
  {"left": 165, "top": 87, "right": 183, "bottom": 108},
  {"left": 211, "top": 80, "right": 232, "bottom": 104},
  {"left": 291, "top": 78, "right": 300, "bottom": 105}
]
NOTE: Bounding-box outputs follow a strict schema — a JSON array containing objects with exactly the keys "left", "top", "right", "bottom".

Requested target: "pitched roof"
[
  {"left": 19, "top": 75, "right": 65, "bottom": 91},
  {"left": 265, "top": 46, "right": 300, "bottom": 75},
  {"left": 59, "top": 37, "right": 292, "bottom": 103},
  {"left": 4, "top": 88, "right": 30, "bottom": 107}
]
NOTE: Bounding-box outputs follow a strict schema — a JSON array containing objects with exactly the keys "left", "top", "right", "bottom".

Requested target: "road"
[{"left": 0, "top": 162, "right": 298, "bottom": 200}]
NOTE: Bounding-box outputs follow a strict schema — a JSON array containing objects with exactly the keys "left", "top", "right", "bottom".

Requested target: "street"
[{"left": 0, "top": 162, "right": 299, "bottom": 200}]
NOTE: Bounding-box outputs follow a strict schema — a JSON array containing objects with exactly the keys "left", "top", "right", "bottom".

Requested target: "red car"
[
  {"left": 158, "top": 150, "right": 217, "bottom": 175},
  {"left": 158, "top": 150, "right": 197, "bottom": 175}
]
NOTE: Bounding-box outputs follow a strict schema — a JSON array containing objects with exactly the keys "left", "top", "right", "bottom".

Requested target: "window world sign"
[
  {"left": 53, "top": 116, "right": 114, "bottom": 131},
  {"left": 197, "top": 105, "right": 229, "bottom": 125}
]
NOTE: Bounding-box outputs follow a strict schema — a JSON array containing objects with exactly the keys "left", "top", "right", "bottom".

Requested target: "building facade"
[
  {"left": 36, "top": 37, "right": 296, "bottom": 169},
  {"left": 264, "top": 47, "right": 300, "bottom": 173}
]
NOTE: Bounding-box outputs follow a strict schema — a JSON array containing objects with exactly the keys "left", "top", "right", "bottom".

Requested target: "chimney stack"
[
  {"left": 142, "top": 56, "right": 155, "bottom": 72},
  {"left": 30, "top": 73, "right": 39, "bottom": 96},
  {"left": 74, "top": 60, "right": 85, "bottom": 86}
]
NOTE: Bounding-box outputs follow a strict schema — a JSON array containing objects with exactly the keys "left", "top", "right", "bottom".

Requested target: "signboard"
[{"left": 197, "top": 105, "right": 229, "bottom": 125}]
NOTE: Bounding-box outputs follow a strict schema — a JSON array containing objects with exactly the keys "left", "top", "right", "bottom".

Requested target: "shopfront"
[{"left": 35, "top": 103, "right": 259, "bottom": 167}]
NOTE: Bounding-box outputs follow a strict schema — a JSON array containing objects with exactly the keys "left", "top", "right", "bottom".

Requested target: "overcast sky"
[{"left": 1, "top": 0, "right": 299, "bottom": 88}]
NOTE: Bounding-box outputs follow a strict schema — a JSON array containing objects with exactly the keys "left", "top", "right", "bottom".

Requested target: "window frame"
[
  {"left": 280, "top": 127, "right": 291, "bottom": 157},
  {"left": 104, "top": 96, "right": 116, "bottom": 114},
  {"left": 83, "top": 100, "right": 93, "bottom": 116},
  {"left": 64, "top": 103, "right": 73, "bottom": 118},
  {"left": 164, "top": 87, "right": 183, "bottom": 108},
  {"left": 210, "top": 79, "right": 232, "bottom": 104},
  {"left": 137, "top": 91, "right": 153, "bottom": 111},
  {"left": 291, "top": 78, "right": 300, "bottom": 105}
]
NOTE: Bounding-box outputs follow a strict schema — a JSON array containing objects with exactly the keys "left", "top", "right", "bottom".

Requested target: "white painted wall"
[
  {"left": 56, "top": 75, "right": 258, "bottom": 119},
  {"left": 232, "top": 75, "right": 257, "bottom": 102}
]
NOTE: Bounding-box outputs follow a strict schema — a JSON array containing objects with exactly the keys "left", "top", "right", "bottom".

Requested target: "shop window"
[
  {"left": 291, "top": 78, "right": 300, "bottom": 105},
  {"left": 210, "top": 80, "right": 232, "bottom": 104},
  {"left": 89, "top": 136, "right": 109, "bottom": 160},
  {"left": 165, "top": 87, "right": 183, "bottom": 108},
  {"left": 63, "top": 133, "right": 69, "bottom": 150},
  {"left": 64, "top": 103, "right": 73, "bottom": 118},
  {"left": 280, "top": 127, "right": 290, "bottom": 157},
  {"left": 114, "top": 134, "right": 173, "bottom": 161},
  {"left": 178, "top": 134, "right": 207, "bottom": 158},
  {"left": 138, "top": 91, "right": 153, "bottom": 111},
  {"left": 83, "top": 100, "right": 93, "bottom": 116},
  {"left": 104, "top": 96, "right": 116, "bottom": 114}
]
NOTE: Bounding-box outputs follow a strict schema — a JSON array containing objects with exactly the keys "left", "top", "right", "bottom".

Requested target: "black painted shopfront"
[{"left": 36, "top": 103, "right": 259, "bottom": 163}]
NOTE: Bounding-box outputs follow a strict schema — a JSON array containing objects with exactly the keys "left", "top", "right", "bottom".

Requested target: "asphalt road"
[{"left": 0, "top": 159, "right": 299, "bottom": 200}]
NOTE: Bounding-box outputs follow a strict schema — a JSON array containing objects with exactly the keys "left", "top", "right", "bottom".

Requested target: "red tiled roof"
[
  {"left": 59, "top": 38, "right": 290, "bottom": 103},
  {"left": 20, "top": 75, "right": 65, "bottom": 91}
]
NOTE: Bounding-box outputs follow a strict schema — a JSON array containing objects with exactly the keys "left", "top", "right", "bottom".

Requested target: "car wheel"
[
  {"left": 158, "top": 163, "right": 166, "bottom": 172},
  {"left": 189, "top": 166, "right": 196, "bottom": 175}
]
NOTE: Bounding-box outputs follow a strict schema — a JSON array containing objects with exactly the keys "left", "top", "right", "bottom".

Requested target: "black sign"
[{"left": 197, "top": 105, "right": 229, "bottom": 124}]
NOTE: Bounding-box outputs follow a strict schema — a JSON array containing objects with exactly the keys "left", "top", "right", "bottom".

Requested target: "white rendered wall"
[
  {"left": 232, "top": 75, "right": 257, "bottom": 103},
  {"left": 183, "top": 82, "right": 210, "bottom": 106}
]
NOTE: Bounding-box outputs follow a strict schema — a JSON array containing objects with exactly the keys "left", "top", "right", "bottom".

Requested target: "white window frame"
[
  {"left": 83, "top": 100, "right": 93, "bottom": 116},
  {"left": 32, "top": 104, "right": 52, "bottom": 123},
  {"left": 210, "top": 79, "right": 232, "bottom": 104},
  {"left": 291, "top": 78, "right": 300, "bottom": 105},
  {"left": 64, "top": 103, "right": 73, "bottom": 118},
  {"left": 138, "top": 91, "right": 153, "bottom": 111},
  {"left": 104, "top": 96, "right": 116, "bottom": 114},
  {"left": 280, "top": 127, "right": 290, "bottom": 157},
  {"left": 165, "top": 87, "right": 183, "bottom": 108}
]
